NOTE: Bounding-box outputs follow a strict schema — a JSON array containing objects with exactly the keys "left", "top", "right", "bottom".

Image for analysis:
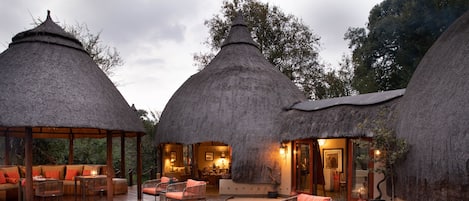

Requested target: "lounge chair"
[
  {"left": 164, "top": 179, "right": 206, "bottom": 201},
  {"left": 142, "top": 176, "right": 171, "bottom": 201}
]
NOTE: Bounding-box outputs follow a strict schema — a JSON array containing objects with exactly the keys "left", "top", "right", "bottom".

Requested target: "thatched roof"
[
  {"left": 394, "top": 11, "right": 469, "bottom": 201},
  {"left": 280, "top": 89, "right": 404, "bottom": 140},
  {"left": 0, "top": 11, "right": 145, "bottom": 138},
  {"left": 157, "top": 13, "right": 306, "bottom": 183}
]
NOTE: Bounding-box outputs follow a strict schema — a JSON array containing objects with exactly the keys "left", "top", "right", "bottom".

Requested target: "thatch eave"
[{"left": 280, "top": 91, "right": 403, "bottom": 141}]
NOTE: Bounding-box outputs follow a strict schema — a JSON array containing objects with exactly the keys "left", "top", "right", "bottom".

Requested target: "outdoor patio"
[{"left": 56, "top": 185, "right": 286, "bottom": 201}]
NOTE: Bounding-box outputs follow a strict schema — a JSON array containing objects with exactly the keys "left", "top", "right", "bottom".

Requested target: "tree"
[
  {"left": 194, "top": 0, "right": 327, "bottom": 99},
  {"left": 345, "top": 0, "right": 469, "bottom": 94},
  {"left": 65, "top": 23, "right": 124, "bottom": 77},
  {"left": 357, "top": 109, "right": 409, "bottom": 200},
  {"left": 319, "top": 55, "right": 356, "bottom": 98},
  {"left": 33, "top": 17, "right": 124, "bottom": 78}
]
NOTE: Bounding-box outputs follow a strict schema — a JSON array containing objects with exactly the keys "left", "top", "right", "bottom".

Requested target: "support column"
[
  {"left": 68, "top": 133, "right": 74, "bottom": 164},
  {"left": 121, "top": 133, "right": 126, "bottom": 178},
  {"left": 24, "top": 127, "right": 33, "bottom": 201},
  {"left": 106, "top": 130, "right": 114, "bottom": 201},
  {"left": 137, "top": 134, "right": 142, "bottom": 200},
  {"left": 4, "top": 134, "right": 10, "bottom": 165}
]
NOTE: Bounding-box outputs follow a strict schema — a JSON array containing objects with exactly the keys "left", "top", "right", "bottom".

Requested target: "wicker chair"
[
  {"left": 142, "top": 177, "right": 171, "bottom": 201},
  {"left": 282, "top": 193, "right": 332, "bottom": 201},
  {"left": 34, "top": 180, "right": 64, "bottom": 201},
  {"left": 164, "top": 179, "right": 206, "bottom": 201}
]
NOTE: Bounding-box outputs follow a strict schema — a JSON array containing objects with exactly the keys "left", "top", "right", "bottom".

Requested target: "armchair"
[
  {"left": 164, "top": 179, "right": 206, "bottom": 201},
  {"left": 142, "top": 177, "right": 171, "bottom": 200}
]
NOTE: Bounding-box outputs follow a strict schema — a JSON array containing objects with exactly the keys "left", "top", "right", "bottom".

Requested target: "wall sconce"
[
  {"left": 374, "top": 149, "right": 381, "bottom": 156},
  {"left": 318, "top": 139, "right": 326, "bottom": 146},
  {"left": 279, "top": 143, "right": 287, "bottom": 155},
  {"left": 221, "top": 152, "right": 226, "bottom": 158}
]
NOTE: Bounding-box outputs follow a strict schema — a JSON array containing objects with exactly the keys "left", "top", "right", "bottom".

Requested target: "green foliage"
[
  {"left": 194, "top": 0, "right": 334, "bottom": 99},
  {"left": 345, "top": 0, "right": 469, "bottom": 94},
  {"left": 32, "top": 139, "right": 68, "bottom": 164},
  {"left": 356, "top": 109, "right": 409, "bottom": 199}
]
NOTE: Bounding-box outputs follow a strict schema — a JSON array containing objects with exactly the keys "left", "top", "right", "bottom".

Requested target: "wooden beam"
[{"left": 106, "top": 130, "right": 114, "bottom": 201}]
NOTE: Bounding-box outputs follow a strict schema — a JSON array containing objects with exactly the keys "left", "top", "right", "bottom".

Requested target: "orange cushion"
[
  {"left": 6, "top": 177, "right": 18, "bottom": 184},
  {"left": 161, "top": 176, "right": 170, "bottom": 183},
  {"left": 41, "top": 165, "right": 65, "bottom": 179},
  {"left": 186, "top": 179, "right": 204, "bottom": 187},
  {"left": 33, "top": 169, "right": 41, "bottom": 177},
  {"left": 297, "top": 194, "right": 332, "bottom": 201},
  {"left": 143, "top": 188, "right": 159, "bottom": 195},
  {"left": 19, "top": 166, "right": 42, "bottom": 177},
  {"left": 165, "top": 192, "right": 184, "bottom": 200},
  {"left": 5, "top": 171, "right": 19, "bottom": 179},
  {"left": 65, "top": 169, "right": 78, "bottom": 180},
  {"left": 0, "top": 171, "right": 6, "bottom": 184},
  {"left": 82, "top": 169, "right": 91, "bottom": 176},
  {"left": 45, "top": 171, "right": 60, "bottom": 179}
]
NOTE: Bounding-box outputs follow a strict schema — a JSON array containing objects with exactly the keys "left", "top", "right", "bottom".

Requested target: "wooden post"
[
  {"left": 137, "top": 134, "right": 142, "bottom": 200},
  {"left": 106, "top": 131, "right": 114, "bottom": 201},
  {"left": 121, "top": 133, "right": 126, "bottom": 178},
  {"left": 4, "top": 134, "right": 10, "bottom": 165},
  {"left": 24, "top": 127, "right": 33, "bottom": 201},
  {"left": 69, "top": 133, "right": 74, "bottom": 164}
]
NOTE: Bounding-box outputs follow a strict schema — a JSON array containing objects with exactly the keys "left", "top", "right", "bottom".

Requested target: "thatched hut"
[
  {"left": 157, "top": 13, "right": 305, "bottom": 183},
  {"left": 395, "top": 10, "right": 469, "bottom": 201},
  {"left": 0, "top": 11, "right": 145, "bottom": 201}
]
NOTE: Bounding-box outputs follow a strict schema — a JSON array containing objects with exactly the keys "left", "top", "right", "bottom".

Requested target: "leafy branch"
[{"left": 356, "top": 109, "right": 409, "bottom": 200}]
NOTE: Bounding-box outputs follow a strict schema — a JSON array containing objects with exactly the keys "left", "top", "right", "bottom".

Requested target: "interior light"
[
  {"left": 375, "top": 149, "right": 381, "bottom": 156},
  {"left": 318, "top": 139, "right": 326, "bottom": 146}
]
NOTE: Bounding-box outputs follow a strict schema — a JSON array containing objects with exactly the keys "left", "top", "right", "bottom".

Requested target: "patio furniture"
[
  {"left": 142, "top": 177, "right": 171, "bottom": 201},
  {"left": 34, "top": 180, "right": 64, "bottom": 201},
  {"left": 282, "top": 193, "right": 332, "bottom": 201},
  {"left": 164, "top": 179, "right": 206, "bottom": 201},
  {"left": 76, "top": 175, "right": 107, "bottom": 201}
]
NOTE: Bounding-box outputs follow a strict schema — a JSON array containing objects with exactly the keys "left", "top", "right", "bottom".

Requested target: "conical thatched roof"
[
  {"left": 280, "top": 89, "right": 404, "bottom": 140},
  {"left": 395, "top": 11, "right": 469, "bottom": 201},
  {"left": 0, "top": 11, "right": 144, "bottom": 138},
  {"left": 157, "top": 13, "right": 306, "bottom": 183}
]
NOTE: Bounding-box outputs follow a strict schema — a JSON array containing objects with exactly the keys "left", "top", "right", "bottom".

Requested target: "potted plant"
[
  {"left": 267, "top": 166, "right": 280, "bottom": 198},
  {"left": 357, "top": 110, "right": 410, "bottom": 201}
]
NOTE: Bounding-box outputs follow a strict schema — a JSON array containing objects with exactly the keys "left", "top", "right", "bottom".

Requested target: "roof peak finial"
[{"left": 46, "top": 10, "right": 51, "bottom": 20}]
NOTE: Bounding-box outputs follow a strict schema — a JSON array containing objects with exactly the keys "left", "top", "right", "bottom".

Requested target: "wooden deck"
[{"left": 59, "top": 185, "right": 230, "bottom": 201}]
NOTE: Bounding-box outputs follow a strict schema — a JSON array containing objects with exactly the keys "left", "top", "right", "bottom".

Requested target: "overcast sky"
[{"left": 0, "top": 0, "right": 382, "bottom": 113}]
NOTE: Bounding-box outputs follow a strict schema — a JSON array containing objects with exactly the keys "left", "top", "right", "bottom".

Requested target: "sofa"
[{"left": 0, "top": 164, "right": 128, "bottom": 201}]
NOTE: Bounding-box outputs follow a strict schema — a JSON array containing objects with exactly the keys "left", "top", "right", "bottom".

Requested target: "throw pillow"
[
  {"left": 0, "top": 171, "right": 5, "bottom": 184},
  {"left": 65, "top": 169, "right": 78, "bottom": 180}
]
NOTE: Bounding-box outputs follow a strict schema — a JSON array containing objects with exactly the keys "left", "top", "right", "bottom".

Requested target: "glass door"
[
  {"left": 296, "top": 142, "right": 311, "bottom": 193},
  {"left": 348, "top": 138, "right": 373, "bottom": 201},
  {"left": 293, "top": 139, "right": 324, "bottom": 195}
]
